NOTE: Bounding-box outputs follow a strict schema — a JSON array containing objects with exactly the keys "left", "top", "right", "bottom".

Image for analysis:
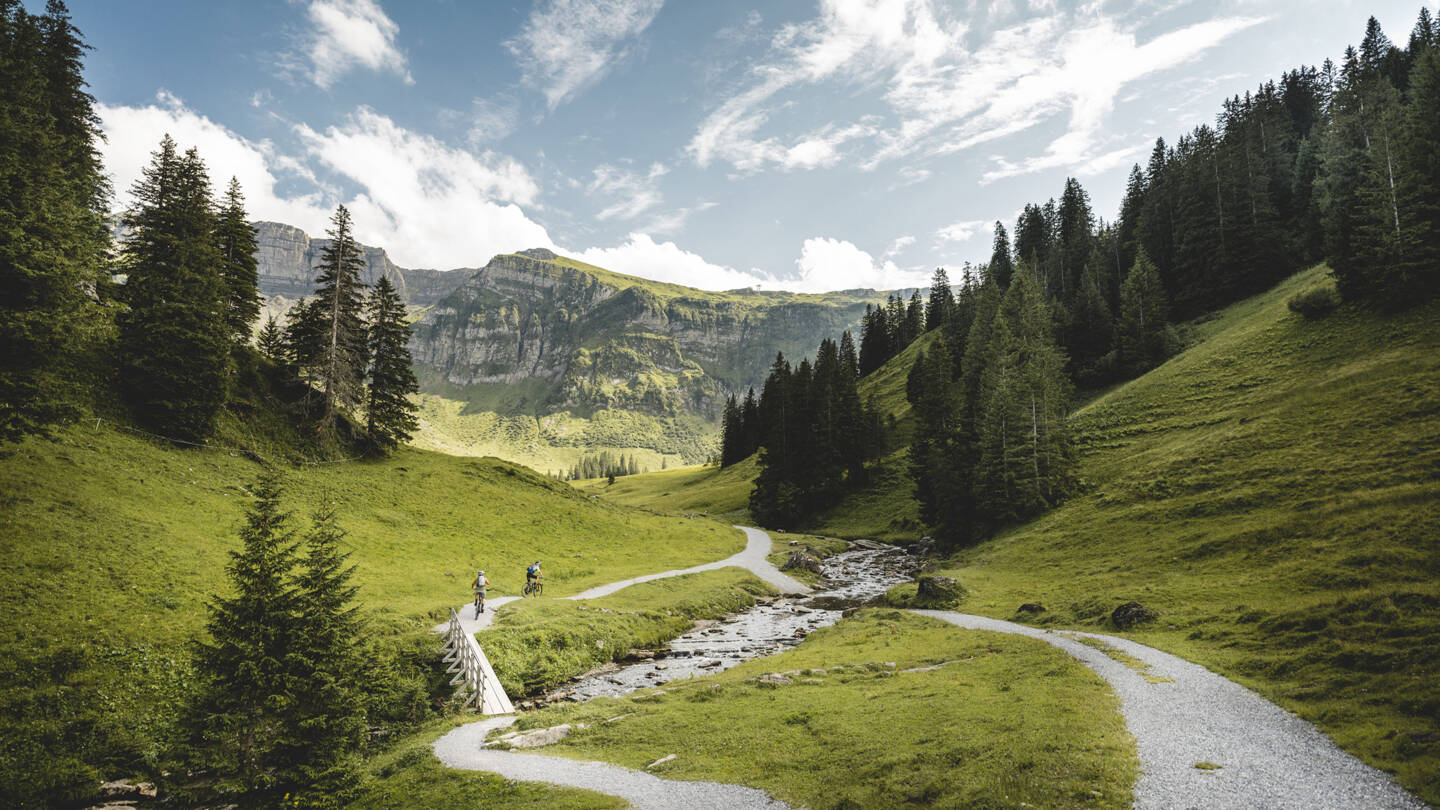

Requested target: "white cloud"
[
  {"left": 303, "top": 0, "right": 412, "bottom": 90},
  {"left": 688, "top": 0, "right": 1263, "bottom": 180},
  {"left": 588, "top": 162, "right": 668, "bottom": 221},
  {"left": 934, "top": 219, "right": 987, "bottom": 243},
  {"left": 569, "top": 233, "right": 770, "bottom": 290},
  {"left": 508, "top": 0, "right": 665, "bottom": 110},
  {"left": 96, "top": 97, "right": 921, "bottom": 294},
  {"left": 99, "top": 91, "right": 331, "bottom": 232},
  {"left": 99, "top": 93, "right": 552, "bottom": 271},
  {"left": 884, "top": 234, "right": 916, "bottom": 257},
  {"left": 468, "top": 95, "right": 519, "bottom": 145},
  {"left": 791, "top": 237, "right": 930, "bottom": 293}
]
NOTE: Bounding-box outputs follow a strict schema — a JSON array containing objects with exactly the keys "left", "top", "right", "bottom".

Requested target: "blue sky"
[{"left": 67, "top": 0, "right": 1430, "bottom": 292}]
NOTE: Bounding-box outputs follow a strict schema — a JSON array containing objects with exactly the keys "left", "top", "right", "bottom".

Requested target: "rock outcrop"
[
  {"left": 412, "top": 250, "right": 880, "bottom": 421},
  {"left": 253, "top": 221, "right": 461, "bottom": 307}
]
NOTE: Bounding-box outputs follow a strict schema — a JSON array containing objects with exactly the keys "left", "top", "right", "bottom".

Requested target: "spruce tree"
[
  {"left": 257, "top": 315, "right": 284, "bottom": 362},
  {"left": 988, "top": 222, "right": 1014, "bottom": 289},
  {"left": 280, "top": 498, "right": 367, "bottom": 796},
  {"left": 216, "top": 177, "right": 261, "bottom": 343},
  {"left": 925, "top": 267, "right": 954, "bottom": 331},
  {"left": 364, "top": 274, "right": 418, "bottom": 452},
  {"left": 118, "top": 138, "right": 229, "bottom": 443},
  {"left": 307, "top": 205, "right": 369, "bottom": 438},
  {"left": 1117, "top": 249, "right": 1173, "bottom": 374},
  {"left": 720, "top": 393, "right": 742, "bottom": 467},
  {"left": 838, "top": 330, "right": 860, "bottom": 380},
  {"left": 0, "top": 2, "right": 108, "bottom": 442},
  {"left": 1395, "top": 42, "right": 1440, "bottom": 302},
  {"left": 185, "top": 471, "right": 299, "bottom": 797}
]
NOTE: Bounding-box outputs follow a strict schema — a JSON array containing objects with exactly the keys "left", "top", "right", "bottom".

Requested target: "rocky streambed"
[{"left": 539, "top": 543, "right": 918, "bottom": 705}]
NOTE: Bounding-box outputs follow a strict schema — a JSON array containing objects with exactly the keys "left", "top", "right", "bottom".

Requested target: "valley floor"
[{"left": 388, "top": 528, "right": 1423, "bottom": 810}]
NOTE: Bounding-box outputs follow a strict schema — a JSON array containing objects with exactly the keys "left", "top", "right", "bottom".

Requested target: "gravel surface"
[
  {"left": 433, "top": 716, "right": 792, "bottom": 810},
  {"left": 431, "top": 529, "right": 1423, "bottom": 809},
  {"left": 435, "top": 525, "right": 812, "bottom": 634},
  {"left": 911, "top": 610, "right": 1426, "bottom": 810}
]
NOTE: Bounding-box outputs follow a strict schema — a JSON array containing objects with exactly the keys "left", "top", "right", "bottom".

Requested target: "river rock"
[
  {"left": 914, "top": 575, "right": 965, "bottom": 607},
  {"left": 1111, "top": 601, "right": 1159, "bottom": 629},
  {"left": 782, "top": 551, "right": 824, "bottom": 574},
  {"left": 505, "top": 724, "right": 574, "bottom": 748}
]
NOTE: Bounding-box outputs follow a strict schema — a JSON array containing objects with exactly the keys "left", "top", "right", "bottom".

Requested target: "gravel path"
[
  {"left": 435, "top": 525, "right": 812, "bottom": 634},
  {"left": 433, "top": 527, "right": 1423, "bottom": 809},
  {"left": 912, "top": 610, "right": 1425, "bottom": 810},
  {"left": 434, "top": 717, "right": 792, "bottom": 810}
]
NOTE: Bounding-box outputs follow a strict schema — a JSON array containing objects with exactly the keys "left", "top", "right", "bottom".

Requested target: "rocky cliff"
[
  {"left": 253, "top": 221, "right": 461, "bottom": 307},
  {"left": 412, "top": 249, "right": 880, "bottom": 424}
]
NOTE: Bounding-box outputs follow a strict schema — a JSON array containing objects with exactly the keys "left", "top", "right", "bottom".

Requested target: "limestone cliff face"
[
  {"left": 412, "top": 249, "right": 878, "bottom": 420},
  {"left": 253, "top": 221, "right": 461, "bottom": 307}
]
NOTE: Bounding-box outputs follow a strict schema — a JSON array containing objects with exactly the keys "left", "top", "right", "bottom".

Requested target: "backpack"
[{"left": 527, "top": 564, "right": 539, "bottom": 576}]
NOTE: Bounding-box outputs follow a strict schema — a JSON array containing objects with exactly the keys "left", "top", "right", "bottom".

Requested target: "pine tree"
[
  {"left": 1117, "top": 249, "right": 1173, "bottom": 374},
  {"left": 741, "top": 387, "right": 760, "bottom": 458},
  {"left": 925, "top": 268, "right": 954, "bottom": 331},
  {"left": 280, "top": 498, "right": 367, "bottom": 796},
  {"left": 903, "top": 290, "right": 925, "bottom": 346},
  {"left": 1116, "top": 164, "right": 1147, "bottom": 286},
  {"left": 1394, "top": 41, "right": 1440, "bottom": 302},
  {"left": 838, "top": 330, "right": 859, "bottom": 380},
  {"left": 118, "top": 138, "right": 229, "bottom": 443},
  {"left": 185, "top": 471, "right": 299, "bottom": 797},
  {"left": 988, "top": 222, "right": 1014, "bottom": 289},
  {"left": 215, "top": 177, "right": 261, "bottom": 343},
  {"left": 973, "top": 269, "right": 1074, "bottom": 527},
  {"left": 257, "top": 315, "right": 284, "bottom": 362},
  {"left": 307, "top": 205, "right": 369, "bottom": 438},
  {"left": 364, "top": 274, "right": 418, "bottom": 452},
  {"left": 0, "top": 2, "right": 109, "bottom": 442},
  {"left": 720, "top": 393, "right": 742, "bottom": 467}
]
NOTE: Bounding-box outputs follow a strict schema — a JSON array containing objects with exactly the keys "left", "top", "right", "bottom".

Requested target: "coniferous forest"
[
  {"left": 723, "top": 10, "right": 1440, "bottom": 547},
  {"left": 0, "top": 2, "right": 419, "bottom": 456}
]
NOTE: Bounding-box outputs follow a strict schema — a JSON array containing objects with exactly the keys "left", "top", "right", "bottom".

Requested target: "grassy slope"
[
  {"left": 0, "top": 424, "right": 748, "bottom": 802},
  {"left": 517, "top": 610, "right": 1136, "bottom": 809},
  {"left": 936, "top": 266, "right": 1440, "bottom": 801}
]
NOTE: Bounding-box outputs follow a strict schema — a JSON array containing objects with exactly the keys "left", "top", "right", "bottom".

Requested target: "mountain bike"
[
  {"left": 473, "top": 592, "right": 485, "bottom": 618},
  {"left": 523, "top": 579, "right": 543, "bottom": 597}
]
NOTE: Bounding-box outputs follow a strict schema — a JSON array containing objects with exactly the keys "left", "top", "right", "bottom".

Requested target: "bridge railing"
[{"left": 439, "top": 608, "right": 514, "bottom": 715}]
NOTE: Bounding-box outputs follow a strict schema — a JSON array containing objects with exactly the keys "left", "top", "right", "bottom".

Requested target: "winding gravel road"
[{"left": 433, "top": 526, "right": 1424, "bottom": 810}]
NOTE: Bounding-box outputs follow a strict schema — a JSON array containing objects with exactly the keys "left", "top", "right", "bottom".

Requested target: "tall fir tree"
[
  {"left": 1394, "top": 39, "right": 1440, "bottom": 302},
  {"left": 257, "top": 315, "right": 284, "bottom": 362},
  {"left": 306, "top": 205, "right": 369, "bottom": 439},
  {"left": 0, "top": 1, "right": 109, "bottom": 442},
  {"left": 988, "top": 221, "right": 1014, "bottom": 289},
  {"left": 925, "top": 267, "right": 955, "bottom": 331},
  {"left": 184, "top": 471, "right": 299, "bottom": 797},
  {"left": 215, "top": 177, "right": 261, "bottom": 343},
  {"left": 720, "top": 393, "right": 743, "bottom": 467},
  {"left": 1116, "top": 248, "right": 1173, "bottom": 374},
  {"left": 280, "top": 498, "right": 368, "bottom": 796},
  {"left": 118, "top": 137, "right": 229, "bottom": 442},
  {"left": 364, "top": 274, "right": 418, "bottom": 452}
]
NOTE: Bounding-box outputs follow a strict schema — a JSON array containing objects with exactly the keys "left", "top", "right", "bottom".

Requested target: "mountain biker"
[
  {"left": 526, "top": 561, "right": 542, "bottom": 593},
  {"left": 472, "top": 569, "right": 490, "bottom": 613}
]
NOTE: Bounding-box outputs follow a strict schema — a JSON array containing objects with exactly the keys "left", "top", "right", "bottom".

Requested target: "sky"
[{"left": 63, "top": 0, "right": 1431, "bottom": 292}]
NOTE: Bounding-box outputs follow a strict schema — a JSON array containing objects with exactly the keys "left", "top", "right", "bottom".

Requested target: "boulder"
[
  {"left": 782, "top": 551, "right": 823, "bottom": 574},
  {"left": 505, "top": 724, "right": 573, "bottom": 749},
  {"left": 914, "top": 575, "right": 965, "bottom": 608},
  {"left": 758, "top": 673, "right": 793, "bottom": 686},
  {"left": 1111, "top": 601, "right": 1158, "bottom": 629},
  {"left": 1017, "top": 603, "right": 1047, "bottom": 614}
]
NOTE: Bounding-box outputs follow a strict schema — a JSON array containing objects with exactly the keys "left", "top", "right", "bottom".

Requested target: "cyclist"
[
  {"left": 525, "top": 560, "right": 542, "bottom": 595},
  {"left": 472, "top": 569, "right": 490, "bottom": 614}
]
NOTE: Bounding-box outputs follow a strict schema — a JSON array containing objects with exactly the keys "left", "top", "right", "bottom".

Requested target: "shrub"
[{"left": 1288, "top": 286, "right": 1341, "bottom": 319}]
